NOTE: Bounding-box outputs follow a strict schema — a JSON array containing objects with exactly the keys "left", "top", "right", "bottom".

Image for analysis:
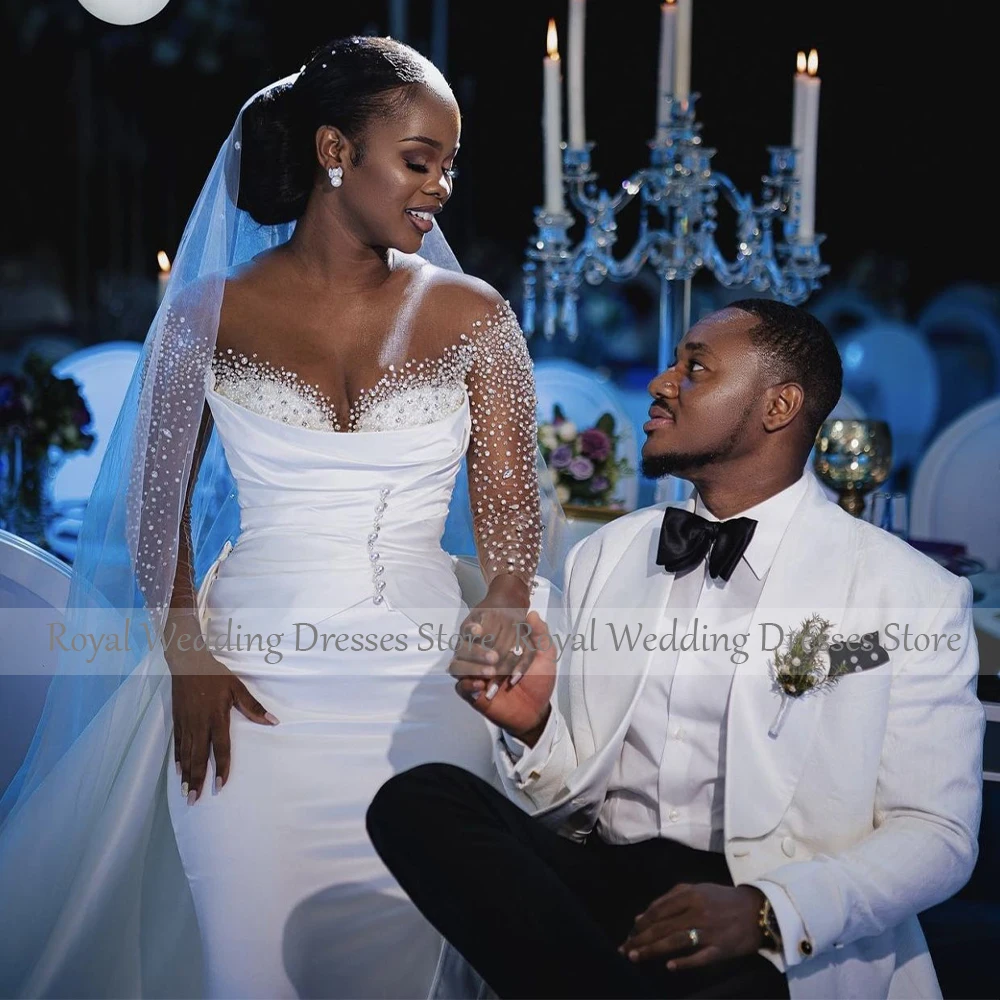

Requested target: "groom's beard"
[{"left": 641, "top": 414, "right": 748, "bottom": 480}]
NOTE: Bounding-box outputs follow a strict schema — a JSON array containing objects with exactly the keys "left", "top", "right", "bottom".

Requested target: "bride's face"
[{"left": 326, "top": 84, "right": 461, "bottom": 254}]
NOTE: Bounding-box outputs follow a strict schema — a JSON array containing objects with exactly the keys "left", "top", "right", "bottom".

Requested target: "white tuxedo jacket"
[{"left": 488, "top": 475, "right": 984, "bottom": 1000}]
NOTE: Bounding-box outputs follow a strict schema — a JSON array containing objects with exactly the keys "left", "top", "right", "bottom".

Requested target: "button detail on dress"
[
  {"left": 668, "top": 808, "right": 680, "bottom": 822},
  {"left": 368, "top": 488, "right": 390, "bottom": 604},
  {"left": 799, "top": 939, "right": 813, "bottom": 957},
  {"left": 672, "top": 727, "right": 685, "bottom": 741},
  {"left": 781, "top": 836, "right": 796, "bottom": 857}
]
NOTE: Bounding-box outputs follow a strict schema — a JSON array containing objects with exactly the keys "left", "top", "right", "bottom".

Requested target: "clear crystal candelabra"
[{"left": 522, "top": 94, "right": 829, "bottom": 371}]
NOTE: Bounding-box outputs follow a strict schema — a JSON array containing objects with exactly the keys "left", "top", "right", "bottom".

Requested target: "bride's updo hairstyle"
[{"left": 239, "top": 36, "right": 444, "bottom": 225}]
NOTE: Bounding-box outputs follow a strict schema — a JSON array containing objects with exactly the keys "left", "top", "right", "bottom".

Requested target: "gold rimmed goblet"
[{"left": 813, "top": 419, "right": 892, "bottom": 516}]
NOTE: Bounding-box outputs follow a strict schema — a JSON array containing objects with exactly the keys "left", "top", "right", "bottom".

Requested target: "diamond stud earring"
[{"left": 327, "top": 165, "right": 343, "bottom": 188}]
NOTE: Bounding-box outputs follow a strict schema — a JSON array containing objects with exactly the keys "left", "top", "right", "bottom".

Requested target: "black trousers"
[{"left": 367, "top": 763, "right": 789, "bottom": 1000}]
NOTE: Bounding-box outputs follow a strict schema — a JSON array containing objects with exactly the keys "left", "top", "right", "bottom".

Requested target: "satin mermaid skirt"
[{"left": 168, "top": 544, "right": 497, "bottom": 1000}]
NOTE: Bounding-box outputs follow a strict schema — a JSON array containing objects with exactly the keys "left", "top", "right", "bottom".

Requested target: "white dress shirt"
[{"left": 503, "top": 474, "right": 810, "bottom": 856}]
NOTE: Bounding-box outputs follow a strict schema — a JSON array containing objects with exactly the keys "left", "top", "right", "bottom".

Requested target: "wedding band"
[{"left": 688, "top": 927, "right": 699, "bottom": 948}]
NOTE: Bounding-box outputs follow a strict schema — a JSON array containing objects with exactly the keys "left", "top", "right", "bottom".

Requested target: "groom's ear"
[{"left": 762, "top": 382, "right": 805, "bottom": 433}]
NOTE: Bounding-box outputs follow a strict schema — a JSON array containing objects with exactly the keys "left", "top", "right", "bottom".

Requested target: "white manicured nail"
[
  {"left": 215, "top": 776, "right": 223, "bottom": 792},
  {"left": 180, "top": 781, "right": 189, "bottom": 797},
  {"left": 509, "top": 671, "right": 523, "bottom": 687},
  {"left": 485, "top": 682, "right": 499, "bottom": 701},
  {"left": 187, "top": 789, "right": 197, "bottom": 806}
]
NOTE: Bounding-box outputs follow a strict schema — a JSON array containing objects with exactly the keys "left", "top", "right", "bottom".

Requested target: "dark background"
[{"left": 2, "top": 0, "right": 996, "bottom": 347}]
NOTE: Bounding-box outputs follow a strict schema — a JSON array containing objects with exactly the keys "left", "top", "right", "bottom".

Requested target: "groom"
[{"left": 367, "top": 300, "right": 984, "bottom": 999}]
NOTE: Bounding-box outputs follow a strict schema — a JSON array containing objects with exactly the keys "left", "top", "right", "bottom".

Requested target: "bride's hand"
[
  {"left": 169, "top": 646, "right": 278, "bottom": 804},
  {"left": 457, "top": 578, "right": 531, "bottom": 690}
]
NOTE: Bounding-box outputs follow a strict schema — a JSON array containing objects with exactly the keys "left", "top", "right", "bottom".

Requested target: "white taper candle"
[
  {"left": 657, "top": 1, "right": 677, "bottom": 136},
  {"left": 673, "top": 0, "right": 692, "bottom": 103},
  {"left": 543, "top": 19, "right": 565, "bottom": 214},
  {"left": 567, "top": 0, "right": 586, "bottom": 148},
  {"left": 798, "top": 49, "right": 821, "bottom": 241}
]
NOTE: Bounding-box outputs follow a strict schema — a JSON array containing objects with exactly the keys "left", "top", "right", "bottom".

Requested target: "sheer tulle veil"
[{"left": 0, "top": 64, "right": 565, "bottom": 997}]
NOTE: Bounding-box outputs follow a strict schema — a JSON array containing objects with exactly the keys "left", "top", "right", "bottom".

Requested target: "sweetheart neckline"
[
  {"left": 205, "top": 380, "right": 471, "bottom": 437},
  {"left": 210, "top": 335, "right": 477, "bottom": 432}
]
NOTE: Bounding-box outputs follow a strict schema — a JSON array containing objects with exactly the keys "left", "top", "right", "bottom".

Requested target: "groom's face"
[{"left": 641, "top": 308, "right": 764, "bottom": 479}]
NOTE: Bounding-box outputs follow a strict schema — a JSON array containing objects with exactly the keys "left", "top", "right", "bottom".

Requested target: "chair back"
[
  {"left": 0, "top": 529, "right": 73, "bottom": 798},
  {"left": 911, "top": 396, "right": 1000, "bottom": 570},
  {"left": 50, "top": 342, "right": 142, "bottom": 510},
  {"left": 837, "top": 322, "right": 940, "bottom": 473}
]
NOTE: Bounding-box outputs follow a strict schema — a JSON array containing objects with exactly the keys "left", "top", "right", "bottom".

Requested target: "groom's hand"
[
  {"left": 618, "top": 884, "right": 767, "bottom": 971},
  {"left": 450, "top": 610, "right": 556, "bottom": 739}
]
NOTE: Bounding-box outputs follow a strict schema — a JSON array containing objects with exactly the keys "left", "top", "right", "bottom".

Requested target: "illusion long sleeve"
[{"left": 465, "top": 301, "right": 544, "bottom": 591}]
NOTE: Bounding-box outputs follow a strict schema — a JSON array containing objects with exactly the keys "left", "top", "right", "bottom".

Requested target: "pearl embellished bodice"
[
  {"left": 209, "top": 342, "right": 473, "bottom": 434},
  {"left": 196, "top": 300, "right": 542, "bottom": 600}
]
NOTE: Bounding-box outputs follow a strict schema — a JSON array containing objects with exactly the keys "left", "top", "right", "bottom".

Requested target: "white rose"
[
  {"left": 556, "top": 485, "right": 571, "bottom": 504},
  {"left": 557, "top": 421, "right": 577, "bottom": 442},
  {"left": 539, "top": 428, "right": 559, "bottom": 450}
]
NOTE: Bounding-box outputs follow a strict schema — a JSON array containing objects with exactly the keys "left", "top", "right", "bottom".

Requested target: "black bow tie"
[{"left": 655, "top": 506, "right": 758, "bottom": 582}]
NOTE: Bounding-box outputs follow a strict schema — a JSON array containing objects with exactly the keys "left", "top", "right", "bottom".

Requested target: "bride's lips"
[
  {"left": 643, "top": 403, "right": 675, "bottom": 433},
  {"left": 405, "top": 206, "right": 439, "bottom": 235}
]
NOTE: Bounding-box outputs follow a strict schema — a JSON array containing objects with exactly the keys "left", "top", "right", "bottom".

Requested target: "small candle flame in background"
[
  {"left": 807, "top": 49, "right": 819, "bottom": 76},
  {"left": 156, "top": 250, "right": 172, "bottom": 306},
  {"left": 797, "top": 50, "right": 807, "bottom": 74},
  {"left": 547, "top": 18, "right": 559, "bottom": 60}
]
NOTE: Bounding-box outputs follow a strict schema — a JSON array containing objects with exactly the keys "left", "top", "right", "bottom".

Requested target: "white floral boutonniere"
[{"left": 767, "top": 614, "right": 837, "bottom": 737}]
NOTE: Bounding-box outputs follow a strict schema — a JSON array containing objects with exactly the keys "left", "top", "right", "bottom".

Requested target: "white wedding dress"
[
  {"left": 166, "top": 299, "right": 546, "bottom": 999},
  {"left": 0, "top": 299, "right": 551, "bottom": 1000}
]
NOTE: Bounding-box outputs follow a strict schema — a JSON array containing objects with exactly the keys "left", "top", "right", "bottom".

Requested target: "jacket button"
[
  {"left": 799, "top": 940, "right": 813, "bottom": 957},
  {"left": 781, "top": 836, "right": 796, "bottom": 857}
]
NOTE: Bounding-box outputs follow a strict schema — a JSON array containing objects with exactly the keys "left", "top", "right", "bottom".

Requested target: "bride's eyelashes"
[{"left": 404, "top": 160, "right": 459, "bottom": 180}]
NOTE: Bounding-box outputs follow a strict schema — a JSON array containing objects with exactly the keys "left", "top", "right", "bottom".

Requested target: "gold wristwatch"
[{"left": 759, "top": 897, "right": 783, "bottom": 952}]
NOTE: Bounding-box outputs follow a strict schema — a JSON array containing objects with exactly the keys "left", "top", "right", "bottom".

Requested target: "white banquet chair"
[
  {"left": 917, "top": 283, "right": 1000, "bottom": 431},
  {"left": 47, "top": 342, "right": 142, "bottom": 561},
  {"left": 0, "top": 529, "right": 73, "bottom": 799},
  {"left": 910, "top": 395, "right": 1000, "bottom": 571},
  {"left": 836, "top": 322, "right": 940, "bottom": 473},
  {"left": 533, "top": 359, "right": 639, "bottom": 512}
]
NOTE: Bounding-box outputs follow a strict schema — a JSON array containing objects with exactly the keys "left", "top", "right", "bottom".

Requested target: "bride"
[{"left": 0, "top": 36, "right": 564, "bottom": 999}]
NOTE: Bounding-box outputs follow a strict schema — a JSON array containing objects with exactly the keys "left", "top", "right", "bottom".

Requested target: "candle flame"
[
  {"left": 157, "top": 250, "right": 171, "bottom": 274},
  {"left": 663, "top": 0, "right": 676, "bottom": 6},
  {"left": 807, "top": 49, "right": 818, "bottom": 76},
  {"left": 796, "top": 51, "right": 807, "bottom": 74},
  {"left": 546, "top": 18, "right": 559, "bottom": 59}
]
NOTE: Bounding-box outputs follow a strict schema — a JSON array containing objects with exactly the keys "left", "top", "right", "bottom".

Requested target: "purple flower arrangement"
[
  {"left": 0, "top": 353, "right": 94, "bottom": 462},
  {"left": 537, "top": 405, "right": 633, "bottom": 509}
]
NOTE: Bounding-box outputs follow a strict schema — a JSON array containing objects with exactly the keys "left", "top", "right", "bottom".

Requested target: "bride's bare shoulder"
[
  {"left": 409, "top": 260, "right": 514, "bottom": 338},
  {"left": 216, "top": 249, "right": 293, "bottom": 337}
]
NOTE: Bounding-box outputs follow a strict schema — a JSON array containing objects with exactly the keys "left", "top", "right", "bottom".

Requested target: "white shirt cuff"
[
  {"left": 748, "top": 879, "right": 809, "bottom": 971},
  {"left": 500, "top": 706, "right": 559, "bottom": 784}
]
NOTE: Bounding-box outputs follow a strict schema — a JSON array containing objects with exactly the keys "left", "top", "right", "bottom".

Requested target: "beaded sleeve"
[{"left": 465, "top": 301, "right": 543, "bottom": 593}]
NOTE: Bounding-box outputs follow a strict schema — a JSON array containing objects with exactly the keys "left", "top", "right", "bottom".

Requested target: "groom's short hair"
[{"left": 729, "top": 298, "right": 843, "bottom": 443}]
